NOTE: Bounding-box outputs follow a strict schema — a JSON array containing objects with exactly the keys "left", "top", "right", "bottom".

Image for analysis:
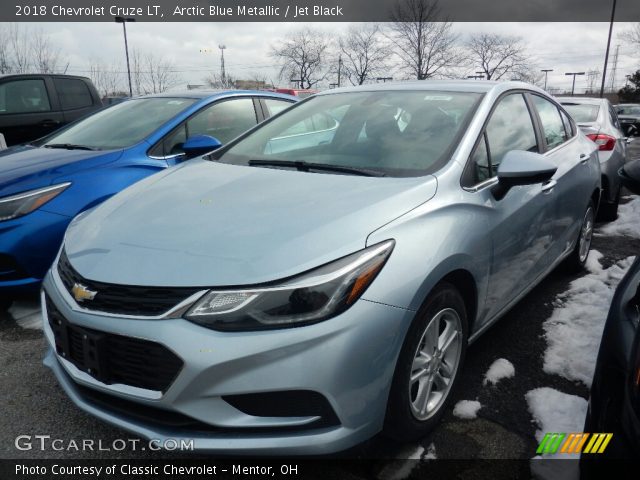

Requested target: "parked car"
[
  {"left": 0, "top": 74, "right": 102, "bottom": 146},
  {"left": 615, "top": 104, "right": 640, "bottom": 138},
  {"left": 559, "top": 97, "right": 627, "bottom": 221},
  {"left": 42, "top": 81, "right": 600, "bottom": 455},
  {"left": 274, "top": 88, "right": 318, "bottom": 98},
  {"left": 0, "top": 90, "right": 297, "bottom": 309},
  {"left": 581, "top": 164, "right": 640, "bottom": 463}
]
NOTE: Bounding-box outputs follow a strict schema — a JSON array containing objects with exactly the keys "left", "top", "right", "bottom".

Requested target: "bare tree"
[
  {"left": 338, "top": 24, "right": 391, "bottom": 85},
  {"left": 620, "top": 23, "right": 640, "bottom": 54},
  {"left": 8, "top": 24, "right": 31, "bottom": 73},
  {"left": 203, "top": 72, "right": 235, "bottom": 89},
  {"left": 270, "top": 28, "right": 329, "bottom": 89},
  {"left": 0, "top": 26, "right": 12, "bottom": 73},
  {"left": 509, "top": 67, "right": 544, "bottom": 86},
  {"left": 387, "top": 0, "right": 460, "bottom": 80},
  {"left": 89, "top": 60, "right": 123, "bottom": 97},
  {"left": 467, "top": 33, "right": 530, "bottom": 80},
  {"left": 143, "top": 53, "right": 181, "bottom": 93},
  {"left": 31, "top": 29, "right": 65, "bottom": 74}
]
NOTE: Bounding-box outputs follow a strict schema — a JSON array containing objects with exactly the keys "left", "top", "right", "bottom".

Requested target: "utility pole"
[
  {"left": 565, "top": 72, "right": 585, "bottom": 96},
  {"left": 608, "top": 44, "right": 619, "bottom": 93},
  {"left": 218, "top": 45, "right": 227, "bottom": 87},
  {"left": 541, "top": 69, "right": 553, "bottom": 90},
  {"left": 337, "top": 56, "right": 342, "bottom": 88},
  {"left": 600, "top": 0, "right": 617, "bottom": 98},
  {"left": 114, "top": 16, "right": 135, "bottom": 96}
]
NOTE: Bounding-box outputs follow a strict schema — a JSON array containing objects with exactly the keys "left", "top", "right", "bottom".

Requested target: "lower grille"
[
  {"left": 46, "top": 295, "right": 183, "bottom": 392},
  {"left": 56, "top": 250, "right": 201, "bottom": 316}
]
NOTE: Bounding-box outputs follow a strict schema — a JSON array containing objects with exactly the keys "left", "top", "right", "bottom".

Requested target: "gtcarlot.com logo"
[
  {"left": 536, "top": 432, "right": 613, "bottom": 455},
  {"left": 15, "top": 435, "right": 194, "bottom": 452}
]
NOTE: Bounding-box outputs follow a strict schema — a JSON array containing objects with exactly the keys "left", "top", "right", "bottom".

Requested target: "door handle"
[
  {"left": 541, "top": 180, "right": 557, "bottom": 193},
  {"left": 40, "top": 119, "right": 60, "bottom": 127},
  {"left": 579, "top": 153, "right": 589, "bottom": 164}
]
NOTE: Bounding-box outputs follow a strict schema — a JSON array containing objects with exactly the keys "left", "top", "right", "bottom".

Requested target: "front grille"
[
  {"left": 57, "top": 250, "right": 201, "bottom": 316},
  {"left": 46, "top": 295, "right": 183, "bottom": 392}
]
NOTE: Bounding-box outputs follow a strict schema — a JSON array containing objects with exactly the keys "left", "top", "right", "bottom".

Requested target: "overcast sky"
[{"left": 9, "top": 21, "right": 640, "bottom": 93}]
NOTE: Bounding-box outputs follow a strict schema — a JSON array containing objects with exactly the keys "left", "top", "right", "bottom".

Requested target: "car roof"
[
  {"left": 0, "top": 73, "right": 92, "bottom": 81},
  {"left": 315, "top": 80, "right": 542, "bottom": 96},
  {"left": 138, "top": 89, "right": 297, "bottom": 100}
]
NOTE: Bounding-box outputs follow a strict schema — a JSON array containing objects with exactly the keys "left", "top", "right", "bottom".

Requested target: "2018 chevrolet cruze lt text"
[{"left": 42, "top": 81, "right": 601, "bottom": 454}]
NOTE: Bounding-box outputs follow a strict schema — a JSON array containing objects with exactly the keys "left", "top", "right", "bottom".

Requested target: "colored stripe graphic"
[{"left": 537, "top": 433, "right": 612, "bottom": 454}]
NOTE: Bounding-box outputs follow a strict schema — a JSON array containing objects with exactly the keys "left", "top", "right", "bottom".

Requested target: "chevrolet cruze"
[{"left": 42, "top": 81, "right": 601, "bottom": 454}]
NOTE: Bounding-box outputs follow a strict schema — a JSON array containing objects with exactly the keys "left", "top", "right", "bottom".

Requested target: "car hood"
[
  {"left": 64, "top": 159, "right": 438, "bottom": 287},
  {"left": 0, "top": 145, "right": 122, "bottom": 197}
]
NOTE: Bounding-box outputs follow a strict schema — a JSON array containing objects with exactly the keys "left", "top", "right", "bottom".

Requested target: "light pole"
[
  {"left": 218, "top": 45, "right": 227, "bottom": 87},
  {"left": 115, "top": 16, "right": 135, "bottom": 97},
  {"left": 476, "top": 71, "right": 486, "bottom": 80},
  {"left": 290, "top": 78, "right": 302, "bottom": 88},
  {"left": 541, "top": 69, "right": 553, "bottom": 90},
  {"left": 600, "top": 0, "right": 617, "bottom": 98},
  {"left": 337, "top": 56, "right": 343, "bottom": 88},
  {"left": 565, "top": 72, "right": 585, "bottom": 96},
  {"left": 467, "top": 75, "right": 484, "bottom": 79},
  {"left": 376, "top": 77, "right": 393, "bottom": 83}
]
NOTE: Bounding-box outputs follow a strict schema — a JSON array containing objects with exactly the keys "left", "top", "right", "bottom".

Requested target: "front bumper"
[
  {"left": 0, "top": 209, "right": 70, "bottom": 294},
  {"left": 42, "top": 268, "right": 414, "bottom": 455}
]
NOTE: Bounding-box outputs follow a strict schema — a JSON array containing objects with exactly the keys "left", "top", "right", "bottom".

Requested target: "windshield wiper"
[
  {"left": 44, "top": 143, "right": 97, "bottom": 151},
  {"left": 248, "top": 159, "right": 386, "bottom": 177}
]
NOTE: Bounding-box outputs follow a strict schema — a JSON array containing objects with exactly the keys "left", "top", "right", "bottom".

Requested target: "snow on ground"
[
  {"left": 542, "top": 251, "right": 634, "bottom": 387},
  {"left": 377, "top": 445, "right": 425, "bottom": 480},
  {"left": 526, "top": 387, "right": 587, "bottom": 458},
  {"left": 8, "top": 301, "right": 42, "bottom": 330},
  {"left": 483, "top": 358, "right": 515, "bottom": 386},
  {"left": 453, "top": 400, "right": 482, "bottom": 419},
  {"left": 597, "top": 195, "right": 640, "bottom": 239}
]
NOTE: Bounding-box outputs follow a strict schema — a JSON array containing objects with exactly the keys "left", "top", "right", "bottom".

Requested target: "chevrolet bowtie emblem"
[{"left": 72, "top": 283, "right": 97, "bottom": 302}]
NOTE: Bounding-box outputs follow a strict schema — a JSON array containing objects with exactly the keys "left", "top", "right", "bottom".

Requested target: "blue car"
[{"left": 0, "top": 90, "right": 296, "bottom": 308}]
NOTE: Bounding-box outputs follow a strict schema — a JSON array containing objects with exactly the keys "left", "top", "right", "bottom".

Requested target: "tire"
[
  {"left": 383, "top": 282, "right": 468, "bottom": 442},
  {"left": 597, "top": 186, "right": 620, "bottom": 222},
  {"left": 564, "top": 201, "right": 595, "bottom": 273}
]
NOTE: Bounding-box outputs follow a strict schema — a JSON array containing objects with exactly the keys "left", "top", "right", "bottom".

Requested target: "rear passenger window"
[
  {"left": 264, "top": 99, "right": 293, "bottom": 116},
  {"left": 0, "top": 79, "right": 51, "bottom": 114},
  {"left": 532, "top": 95, "right": 568, "bottom": 149},
  {"left": 54, "top": 78, "right": 93, "bottom": 110}
]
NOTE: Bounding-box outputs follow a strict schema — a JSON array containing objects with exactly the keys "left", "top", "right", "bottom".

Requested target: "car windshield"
[
  {"left": 42, "top": 97, "right": 197, "bottom": 150},
  {"left": 617, "top": 105, "right": 640, "bottom": 115},
  {"left": 562, "top": 103, "right": 600, "bottom": 123},
  {"left": 218, "top": 90, "right": 482, "bottom": 177}
]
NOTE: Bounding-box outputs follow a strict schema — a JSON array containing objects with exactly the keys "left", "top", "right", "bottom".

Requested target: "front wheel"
[
  {"left": 383, "top": 282, "right": 468, "bottom": 441},
  {"left": 564, "top": 201, "right": 595, "bottom": 273}
]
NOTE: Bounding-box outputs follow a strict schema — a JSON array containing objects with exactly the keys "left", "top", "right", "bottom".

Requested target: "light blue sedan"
[{"left": 42, "top": 80, "right": 600, "bottom": 454}]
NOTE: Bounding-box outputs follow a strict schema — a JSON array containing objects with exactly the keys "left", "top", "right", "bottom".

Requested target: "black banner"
[{"left": 2, "top": 0, "right": 640, "bottom": 22}]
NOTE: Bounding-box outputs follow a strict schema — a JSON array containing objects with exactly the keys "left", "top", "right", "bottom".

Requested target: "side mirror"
[
  {"left": 182, "top": 135, "right": 222, "bottom": 159},
  {"left": 619, "top": 160, "right": 640, "bottom": 195},
  {"left": 492, "top": 150, "right": 557, "bottom": 200}
]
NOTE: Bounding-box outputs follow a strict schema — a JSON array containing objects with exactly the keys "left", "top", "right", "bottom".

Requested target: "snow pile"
[
  {"left": 526, "top": 387, "right": 587, "bottom": 461},
  {"left": 543, "top": 251, "right": 634, "bottom": 387},
  {"left": 377, "top": 445, "right": 424, "bottom": 480},
  {"left": 453, "top": 400, "right": 482, "bottom": 419},
  {"left": 9, "top": 301, "right": 42, "bottom": 330},
  {"left": 483, "top": 358, "right": 515, "bottom": 385},
  {"left": 598, "top": 195, "right": 640, "bottom": 239}
]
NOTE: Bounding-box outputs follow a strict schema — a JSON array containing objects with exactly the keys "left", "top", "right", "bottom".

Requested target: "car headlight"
[
  {"left": 184, "top": 239, "right": 395, "bottom": 331},
  {"left": 0, "top": 182, "right": 71, "bottom": 222}
]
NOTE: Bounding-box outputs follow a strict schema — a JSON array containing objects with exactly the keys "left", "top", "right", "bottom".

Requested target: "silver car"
[
  {"left": 558, "top": 97, "right": 628, "bottom": 221},
  {"left": 42, "top": 81, "right": 600, "bottom": 455}
]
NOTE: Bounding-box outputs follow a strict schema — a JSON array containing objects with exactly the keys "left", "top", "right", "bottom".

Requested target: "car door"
[
  {"left": 464, "top": 92, "right": 556, "bottom": 319},
  {"left": 528, "top": 94, "right": 597, "bottom": 260},
  {"left": 0, "top": 77, "right": 64, "bottom": 145}
]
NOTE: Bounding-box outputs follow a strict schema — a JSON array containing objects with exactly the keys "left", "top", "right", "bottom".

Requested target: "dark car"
[
  {"left": 0, "top": 74, "right": 102, "bottom": 146},
  {"left": 581, "top": 160, "right": 640, "bottom": 466},
  {"left": 615, "top": 104, "right": 640, "bottom": 138}
]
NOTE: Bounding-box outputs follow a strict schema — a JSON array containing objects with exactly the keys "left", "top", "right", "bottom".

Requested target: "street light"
[
  {"left": 115, "top": 16, "right": 135, "bottom": 97},
  {"left": 467, "top": 75, "right": 484, "bottom": 79},
  {"left": 541, "top": 69, "right": 553, "bottom": 90},
  {"left": 290, "top": 78, "right": 302, "bottom": 88},
  {"left": 476, "top": 71, "right": 486, "bottom": 80},
  {"left": 565, "top": 72, "right": 585, "bottom": 96},
  {"left": 376, "top": 77, "right": 393, "bottom": 83}
]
